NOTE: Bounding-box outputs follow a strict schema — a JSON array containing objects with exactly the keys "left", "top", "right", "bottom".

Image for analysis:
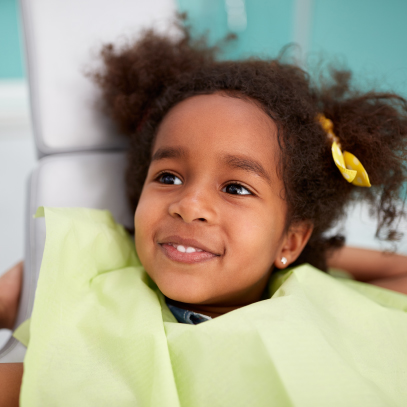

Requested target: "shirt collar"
[{"left": 166, "top": 303, "right": 212, "bottom": 325}]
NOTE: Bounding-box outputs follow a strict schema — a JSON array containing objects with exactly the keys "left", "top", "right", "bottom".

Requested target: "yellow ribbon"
[{"left": 317, "top": 115, "right": 371, "bottom": 187}]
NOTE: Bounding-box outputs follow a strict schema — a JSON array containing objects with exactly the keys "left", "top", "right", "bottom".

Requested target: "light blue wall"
[{"left": 0, "top": 0, "right": 24, "bottom": 78}]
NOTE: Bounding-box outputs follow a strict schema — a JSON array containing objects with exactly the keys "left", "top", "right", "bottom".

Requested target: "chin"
[{"left": 157, "top": 278, "right": 211, "bottom": 304}]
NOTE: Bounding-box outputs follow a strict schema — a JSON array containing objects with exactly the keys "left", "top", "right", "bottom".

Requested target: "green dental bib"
[{"left": 19, "top": 208, "right": 407, "bottom": 406}]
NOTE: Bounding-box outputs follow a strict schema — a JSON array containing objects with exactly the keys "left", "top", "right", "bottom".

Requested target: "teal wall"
[
  {"left": 177, "top": 0, "right": 407, "bottom": 96},
  {"left": 310, "top": 0, "right": 407, "bottom": 95},
  {"left": 1, "top": 0, "right": 407, "bottom": 97},
  {"left": 0, "top": 0, "right": 24, "bottom": 78},
  {"left": 177, "top": 0, "right": 295, "bottom": 59},
  {"left": 177, "top": 0, "right": 294, "bottom": 59}
]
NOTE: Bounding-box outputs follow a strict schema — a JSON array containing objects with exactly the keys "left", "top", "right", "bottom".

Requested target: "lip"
[{"left": 158, "top": 235, "right": 221, "bottom": 255}]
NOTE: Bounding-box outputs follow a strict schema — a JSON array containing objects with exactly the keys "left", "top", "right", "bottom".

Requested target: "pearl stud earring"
[{"left": 281, "top": 257, "right": 287, "bottom": 265}]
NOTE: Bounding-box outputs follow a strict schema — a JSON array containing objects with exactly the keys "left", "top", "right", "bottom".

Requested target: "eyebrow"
[
  {"left": 151, "top": 147, "right": 187, "bottom": 162},
  {"left": 222, "top": 154, "right": 272, "bottom": 184},
  {"left": 151, "top": 147, "right": 271, "bottom": 184}
]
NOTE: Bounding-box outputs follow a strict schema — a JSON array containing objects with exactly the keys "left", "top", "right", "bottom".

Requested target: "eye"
[
  {"left": 157, "top": 172, "right": 183, "bottom": 185},
  {"left": 222, "top": 183, "right": 252, "bottom": 195}
]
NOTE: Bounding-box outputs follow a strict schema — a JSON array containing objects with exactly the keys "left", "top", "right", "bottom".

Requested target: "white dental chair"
[
  {"left": 1, "top": 0, "right": 406, "bottom": 365},
  {"left": 0, "top": 0, "right": 177, "bottom": 363}
]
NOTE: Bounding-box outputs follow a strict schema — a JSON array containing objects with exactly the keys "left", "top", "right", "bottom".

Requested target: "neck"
[
  {"left": 165, "top": 298, "right": 239, "bottom": 318},
  {"left": 165, "top": 284, "right": 270, "bottom": 319}
]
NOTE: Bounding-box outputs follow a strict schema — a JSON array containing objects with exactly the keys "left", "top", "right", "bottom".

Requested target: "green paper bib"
[{"left": 20, "top": 208, "right": 407, "bottom": 406}]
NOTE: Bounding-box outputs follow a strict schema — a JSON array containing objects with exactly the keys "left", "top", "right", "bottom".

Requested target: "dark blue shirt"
[{"left": 166, "top": 303, "right": 212, "bottom": 325}]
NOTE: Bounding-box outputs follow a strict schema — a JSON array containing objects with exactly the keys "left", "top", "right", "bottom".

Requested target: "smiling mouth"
[{"left": 159, "top": 242, "right": 220, "bottom": 263}]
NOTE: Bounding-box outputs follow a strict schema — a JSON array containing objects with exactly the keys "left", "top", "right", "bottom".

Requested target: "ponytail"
[{"left": 320, "top": 78, "right": 407, "bottom": 243}]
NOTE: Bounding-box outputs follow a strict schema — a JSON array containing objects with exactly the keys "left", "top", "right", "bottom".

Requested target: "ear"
[{"left": 274, "top": 222, "right": 313, "bottom": 269}]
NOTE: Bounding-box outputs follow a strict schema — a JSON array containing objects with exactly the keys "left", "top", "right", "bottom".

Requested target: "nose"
[{"left": 168, "top": 184, "right": 216, "bottom": 224}]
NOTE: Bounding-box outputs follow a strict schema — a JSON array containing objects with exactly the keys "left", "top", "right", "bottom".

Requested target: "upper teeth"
[{"left": 173, "top": 244, "right": 203, "bottom": 253}]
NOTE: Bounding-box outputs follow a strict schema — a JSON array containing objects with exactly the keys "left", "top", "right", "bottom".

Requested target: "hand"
[
  {"left": 0, "top": 363, "right": 23, "bottom": 407},
  {"left": 0, "top": 262, "right": 23, "bottom": 330}
]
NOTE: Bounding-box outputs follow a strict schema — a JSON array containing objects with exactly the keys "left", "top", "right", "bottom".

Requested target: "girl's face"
[{"left": 135, "top": 94, "right": 308, "bottom": 309}]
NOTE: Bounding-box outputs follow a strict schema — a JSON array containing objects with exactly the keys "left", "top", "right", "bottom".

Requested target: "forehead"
[{"left": 153, "top": 93, "right": 279, "bottom": 171}]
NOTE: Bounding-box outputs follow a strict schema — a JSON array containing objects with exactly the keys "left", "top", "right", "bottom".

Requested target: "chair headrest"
[{"left": 21, "top": 0, "right": 176, "bottom": 157}]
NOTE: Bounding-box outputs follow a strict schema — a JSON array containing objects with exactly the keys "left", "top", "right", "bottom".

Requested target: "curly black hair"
[{"left": 92, "top": 21, "right": 407, "bottom": 271}]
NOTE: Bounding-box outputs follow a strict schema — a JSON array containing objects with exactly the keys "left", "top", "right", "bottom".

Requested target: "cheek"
[
  {"left": 229, "top": 205, "right": 285, "bottom": 269},
  {"left": 134, "top": 191, "right": 159, "bottom": 262}
]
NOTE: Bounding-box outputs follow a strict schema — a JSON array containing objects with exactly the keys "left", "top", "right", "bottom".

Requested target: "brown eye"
[
  {"left": 222, "top": 183, "right": 251, "bottom": 195},
  {"left": 158, "top": 173, "right": 182, "bottom": 185}
]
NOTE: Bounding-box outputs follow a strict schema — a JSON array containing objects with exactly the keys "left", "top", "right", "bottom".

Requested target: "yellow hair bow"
[{"left": 317, "top": 114, "right": 371, "bottom": 187}]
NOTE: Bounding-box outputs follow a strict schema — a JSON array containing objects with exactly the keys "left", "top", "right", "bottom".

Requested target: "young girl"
[{"left": 1, "top": 22, "right": 407, "bottom": 406}]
